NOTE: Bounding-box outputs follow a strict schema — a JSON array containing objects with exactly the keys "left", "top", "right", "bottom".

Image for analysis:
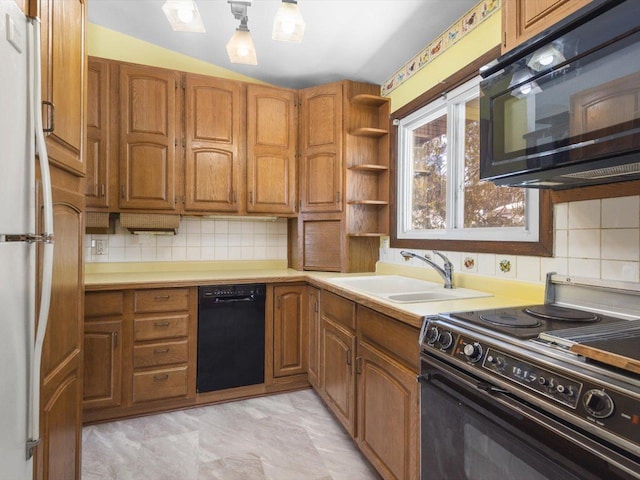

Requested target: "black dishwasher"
[{"left": 197, "top": 284, "right": 265, "bottom": 393}]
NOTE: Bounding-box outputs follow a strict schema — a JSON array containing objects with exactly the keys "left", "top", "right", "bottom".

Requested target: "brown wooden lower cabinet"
[
  {"left": 321, "top": 316, "right": 357, "bottom": 435},
  {"left": 356, "top": 340, "right": 419, "bottom": 480},
  {"left": 83, "top": 320, "right": 122, "bottom": 410},
  {"left": 307, "top": 286, "right": 321, "bottom": 389},
  {"left": 83, "top": 287, "right": 197, "bottom": 423},
  {"left": 273, "top": 284, "right": 308, "bottom": 378},
  {"left": 315, "top": 292, "right": 419, "bottom": 480}
]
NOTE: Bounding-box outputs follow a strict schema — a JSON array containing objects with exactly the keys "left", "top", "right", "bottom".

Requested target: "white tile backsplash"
[
  {"left": 86, "top": 217, "right": 289, "bottom": 263},
  {"left": 89, "top": 197, "right": 640, "bottom": 287},
  {"left": 380, "top": 195, "right": 640, "bottom": 285},
  {"left": 601, "top": 260, "right": 640, "bottom": 283},
  {"left": 601, "top": 229, "right": 639, "bottom": 261},
  {"left": 567, "top": 229, "right": 600, "bottom": 259},
  {"left": 568, "top": 199, "right": 601, "bottom": 229},
  {"left": 601, "top": 196, "right": 640, "bottom": 228}
]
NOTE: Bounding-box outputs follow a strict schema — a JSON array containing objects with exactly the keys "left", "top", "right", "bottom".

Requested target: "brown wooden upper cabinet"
[
  {"left": 502, "top": 0, "right": 592, "bottom": 52},
  {"left": 246, "top": 85, "right": 297, "bottom": 215},
  {"left": 184, "top": 74, "right": 244, "bottom": 213},
  {"left": 86, "top": 58, "right": 114, "bottom": 210},
  {"left": 119, "top": 64, "right": 180, "bottom": 211},
  {"left": 299, "top": 82, "right": 343, "bottom": 213},
  {"left": 37, "top": 0, "right": 86, "bottom": 176}
]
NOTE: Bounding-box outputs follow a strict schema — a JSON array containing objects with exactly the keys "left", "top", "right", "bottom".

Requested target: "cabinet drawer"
[
  {"left": 134, "top": 288, "right": 189, "bottom": 313},
  {"left": 134, "top": 314, "right": 188, "bottom": 341},
  {"left": 134, "top": 340, "right": 188, "bottom": 368},
  {"left": 357, "top": 306, "right": 419, "bottom": 369},
  {"left": 132, "top": 366, "right": 188, "bottom": 403},
  {"left": 85, "top": 291, "right": 124, "bottom": 318},
  {"left": 321, "top": 290, "right": 356, "bottom": 330}
]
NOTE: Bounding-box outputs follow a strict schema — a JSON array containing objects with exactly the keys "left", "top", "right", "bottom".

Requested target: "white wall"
[
  {"left": 380, "top": 195, "right": 640, "bottom": 284},
  {"left": 85, "top": 217, "right": 289, "bottom": 263}
]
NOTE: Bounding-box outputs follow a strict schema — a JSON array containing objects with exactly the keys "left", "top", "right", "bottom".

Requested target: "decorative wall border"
[{"left": 381, "top": 0, "right": 500, "bottom": 96}]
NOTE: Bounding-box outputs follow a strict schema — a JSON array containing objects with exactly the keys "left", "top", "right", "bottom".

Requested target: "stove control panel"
[
  {"left": 421, "top": 319, "right": 640, "bottom": 453},
  {"left": 482, "top": 348, "right": 583, "bottom": 409}
]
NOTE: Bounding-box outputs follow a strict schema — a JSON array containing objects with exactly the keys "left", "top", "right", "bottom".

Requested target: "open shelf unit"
[{"left": 345, "top": 83, "right": 390, "bottom": 257}]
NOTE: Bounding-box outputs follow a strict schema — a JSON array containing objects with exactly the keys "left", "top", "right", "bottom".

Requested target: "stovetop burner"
[
  {"left": 450, "top": 304, "right": 623, "bottom": 339},
  {"left": 523, "top": 305, "right": 599, "bottom": 322},
  {"left": 479, "top": 313, "right": 541, "bottom": 328}
]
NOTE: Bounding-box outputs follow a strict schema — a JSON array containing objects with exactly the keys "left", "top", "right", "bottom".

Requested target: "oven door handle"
[
  {"left": 421, "top": 355, "right": 511, "bottom": 397},
  {"left": 476, "top": 381, "right": 509, "bottom": 395},
  {"left": 418, "top": 373, "right": 507, "bottom": 396}
]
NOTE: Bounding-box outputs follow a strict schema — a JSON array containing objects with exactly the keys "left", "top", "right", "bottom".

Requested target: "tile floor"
[{"left": 82, "top": 389, "right": 381, "bottom": 480}]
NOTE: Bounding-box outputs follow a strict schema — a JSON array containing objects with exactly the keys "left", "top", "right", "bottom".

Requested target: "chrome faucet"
[{"left": 400, "top": 250, "right": 454, "bottom": 289}]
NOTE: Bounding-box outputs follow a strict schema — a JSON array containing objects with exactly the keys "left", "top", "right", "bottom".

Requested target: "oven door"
[{"left": 420, "top": 354, "right": 639, "bottom": 480}]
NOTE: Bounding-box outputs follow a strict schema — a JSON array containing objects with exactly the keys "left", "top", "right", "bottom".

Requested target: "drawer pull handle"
[
  {"left": 154, "top": 348, "right": 170, "bottom": 354},
  {"left": 154, "top": 322, "right": 171, "bottom": 327},
  {"left": 153, "top": 374, "right": 169, "bottom": 382},
  {"left": 155, "top": 295, "right": 170, "bottom": 300}
]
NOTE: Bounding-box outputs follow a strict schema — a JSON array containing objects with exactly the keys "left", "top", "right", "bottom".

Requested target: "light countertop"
[{"left": 85, "top": 260, "right": 545, "bottom": 329}]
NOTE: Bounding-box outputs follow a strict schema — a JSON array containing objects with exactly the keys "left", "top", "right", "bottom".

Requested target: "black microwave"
[{"left": 479, "top": 0, "right": 640, "bottom": 189}]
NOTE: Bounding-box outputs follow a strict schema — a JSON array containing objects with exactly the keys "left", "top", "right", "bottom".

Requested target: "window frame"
[{"left": 389, "top": 46, "right": 553, "bottom": 256}]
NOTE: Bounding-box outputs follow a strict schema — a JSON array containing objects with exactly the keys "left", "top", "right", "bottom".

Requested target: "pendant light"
[
  {"left": 162, "top": 0, "right": 205, "bottom": 33},
  {"left": 227, "top": 1, "right": 257, "bottom": 65},
  {"left": 272, "top": 0, "right": 305, "bottom": 43}
]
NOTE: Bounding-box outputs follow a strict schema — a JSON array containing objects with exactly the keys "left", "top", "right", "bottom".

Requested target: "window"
[{"left": 396, "top": 76, "right": 540, "bottom": 243}]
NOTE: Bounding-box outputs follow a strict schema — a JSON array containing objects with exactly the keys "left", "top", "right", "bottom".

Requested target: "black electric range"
[{"left": 419, "top": 273, "right": 640, "bottom": 478}]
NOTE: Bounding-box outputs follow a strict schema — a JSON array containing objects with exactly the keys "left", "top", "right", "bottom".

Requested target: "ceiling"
[{"left": 88, "top": 0, "right": 478, "bottom": 89}]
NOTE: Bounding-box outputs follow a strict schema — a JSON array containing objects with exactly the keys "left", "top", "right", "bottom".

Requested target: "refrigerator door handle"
[{"left": 26, "top": 16, "right": 54, "bottom": 460}]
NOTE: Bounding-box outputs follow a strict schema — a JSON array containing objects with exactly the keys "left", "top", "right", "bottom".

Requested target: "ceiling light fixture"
[
  {"left": 272, "top": 0, "right": 306, "bottom": 43},
  {"left": 162, "top": 0, "right": 206, "bottom": 33},
  {"left": 226, "top": 1, "right": 258, "bottom": 65}
]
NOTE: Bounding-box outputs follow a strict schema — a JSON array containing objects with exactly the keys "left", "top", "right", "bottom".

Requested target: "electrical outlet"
[{"left": 95, "top": 239, "right": 107, "bottom": 255}]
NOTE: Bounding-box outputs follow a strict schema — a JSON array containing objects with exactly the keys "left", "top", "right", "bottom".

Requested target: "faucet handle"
[{"left": 432, "top": 251, "right": 453, "bottom": 268}]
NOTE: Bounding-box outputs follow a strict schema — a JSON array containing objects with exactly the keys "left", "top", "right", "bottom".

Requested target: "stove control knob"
[
  {"left": 425, "top": 327, "right": 440, "bottom": 345},
  {"left": 583, "top": 390, "right": 615, "bottom": 419},
  {"left": 438, "top": 331, "right": 454, "bottom": 349},
  {"left": 463, "top": 342, "right": 483, "bottom": 363}
]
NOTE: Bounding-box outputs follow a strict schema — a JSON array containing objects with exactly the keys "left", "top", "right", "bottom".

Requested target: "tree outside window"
[{"left": 397, "top": 77, "right": 537, "bottom": 243}]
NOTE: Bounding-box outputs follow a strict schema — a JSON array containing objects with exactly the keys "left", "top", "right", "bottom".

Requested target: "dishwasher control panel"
[{"left": 200, "top": 284, "right": 265, "bottom": 298}]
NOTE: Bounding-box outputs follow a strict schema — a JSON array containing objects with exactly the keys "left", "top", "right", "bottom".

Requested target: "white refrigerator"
[{"left": 0, "top": 1, "right": 54, "bottom": 478}]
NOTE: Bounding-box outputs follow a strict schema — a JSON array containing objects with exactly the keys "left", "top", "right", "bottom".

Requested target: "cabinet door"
[
  {"left": 273, "top": 285, "right": 307, "bottom": 377},
  {"left": 321, "top": 317, "right": 356, "bottom": 436},
  {"left": 36, "top": 0, "right": 86, "bottom": 176},
  {"left": 83, "top": 320, "right": 122, "bottom": 410},
  {"left": 36, "top": 181, "right": 84, "bottom": 480},
  {"left": 299, "top": 83, "right": 343, "bottom": 213},
  {"left": 247, "top": 85, "right": 297, "bottom": 214},
  {"left": 119, "top": 64, "right": 179, "bottom": 211},
  {"left": 356, "top": 341, "right": 419, "bottom": 480},
  {"left": 184, "top": 74, "right": 243, "bottom": 213},
  {"left": 307, "top": 287, "right": 321, "bottom": 389},
  {"left": 86, "top": 58, "right": 112, "bottom": 210},
  {"left": 502, "top": 0, "right": 592, "bottom": 52},
  {"left": 303, "top": 219, "right": 341, "bottom": 271}
]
